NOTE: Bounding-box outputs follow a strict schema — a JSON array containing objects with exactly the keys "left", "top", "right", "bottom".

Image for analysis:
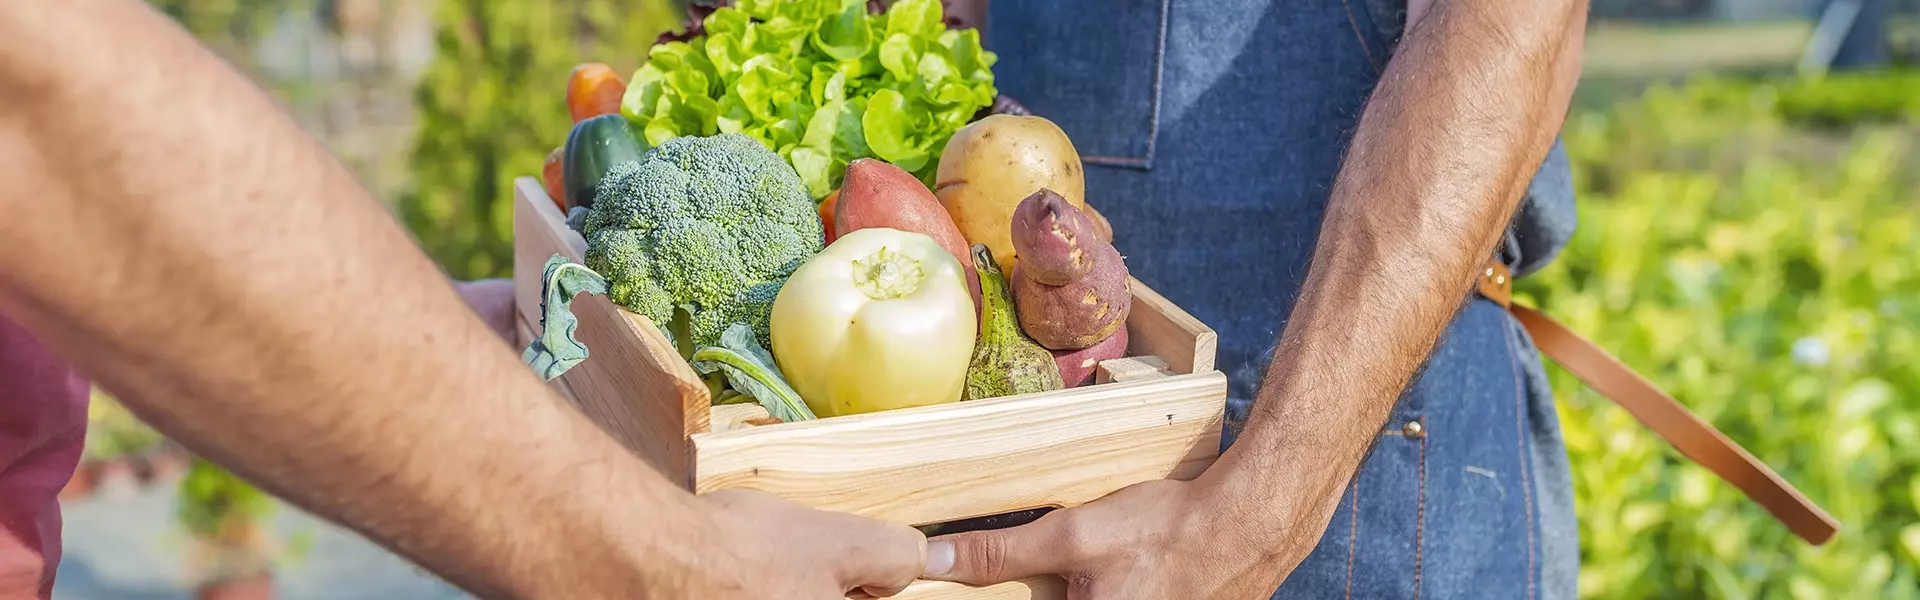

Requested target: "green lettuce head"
[{"left": 621, "top": 0, "right": 998, "bottom": 199}]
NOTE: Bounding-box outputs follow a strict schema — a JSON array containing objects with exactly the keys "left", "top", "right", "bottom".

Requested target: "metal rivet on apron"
[{"left": 1402, "top": 419, "right": 1424, "bottom": 438}]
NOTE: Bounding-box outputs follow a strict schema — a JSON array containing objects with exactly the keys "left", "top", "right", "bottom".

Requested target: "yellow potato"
[{"left": 934, "top": 115, "right": 1087, "bottom": 273}]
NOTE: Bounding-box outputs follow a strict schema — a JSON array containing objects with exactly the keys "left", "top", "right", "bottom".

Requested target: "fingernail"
[{"left": 923, "top": 540, "right": 955, "bottom": 578}]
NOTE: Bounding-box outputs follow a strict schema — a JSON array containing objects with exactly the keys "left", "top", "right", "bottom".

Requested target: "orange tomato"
[
  {"left": 819, "top": 189, "right": 840, "bottom": 244},
  {"left": 542, "top": 147, "right": 566, "bottom": 211},
  {"left": 567, "top": 63, "right": 627, "bottom": 123}
]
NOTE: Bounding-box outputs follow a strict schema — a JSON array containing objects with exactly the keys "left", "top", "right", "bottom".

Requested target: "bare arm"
[
  {"left": 0, "top": 2, "right": 921, "bottom": 598},
  {"left": 1213, "top": 0, "right": 1587, "bottom": 555},
  {"left": 926, "top": 0, "right": 1588, "bottom": 593}
]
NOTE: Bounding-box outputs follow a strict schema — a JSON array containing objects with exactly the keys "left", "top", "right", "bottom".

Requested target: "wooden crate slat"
[
  {"left": 1124, "top": 279, "right": 1217, "bottom": 375},
  {"left": 1095, "top": 355, "right": 1176, "bottom": 384},
  {"left": 691, "top": 372, "right": 1227, "bottom": 526},
  {"left": 852, "top": 577, "right": 1067, "bottom": 600},
  {"left": 710, "top": 402, "right": 774, "bottom": 434},
  {"left": 514, "top": 179, "right": 712, "bottom": 485}
]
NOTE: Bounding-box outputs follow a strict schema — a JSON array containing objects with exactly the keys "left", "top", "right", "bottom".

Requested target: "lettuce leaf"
[{"left": 624, "top": 0, "right": 996, "bottom": 199}]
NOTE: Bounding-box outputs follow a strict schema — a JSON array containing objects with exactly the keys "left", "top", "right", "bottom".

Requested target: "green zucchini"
[{"left": 562, "top": 114, "right": 648, "bottom": 210}]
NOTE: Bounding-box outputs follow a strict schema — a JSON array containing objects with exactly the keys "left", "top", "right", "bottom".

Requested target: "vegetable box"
[{"left": 511, "top": 177, "right": 1226, "bottom": 599}]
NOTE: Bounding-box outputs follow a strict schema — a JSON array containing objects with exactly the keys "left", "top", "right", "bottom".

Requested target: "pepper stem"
[{"left": 851, "top": 246, "right": 926, "bottom": 301}]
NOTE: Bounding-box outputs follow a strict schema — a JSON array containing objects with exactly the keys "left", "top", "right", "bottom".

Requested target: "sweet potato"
[
  {"left": 1053, "top": 327, "right": 1128, "bottom": 388},
  {"left": 1011, "top": 246, "right": 1131, "bottom": 350},
  {"left": 835, "top": 159, "right": 982, "bottom": 310},
  {"left": 1010, "top": 189, "right": 1098, "bottom": 285},
  {"left": 1008, "top": 189, "right": 1132, "bottom": 350},
  {"left": 1083, "top": 200, "right": 1114, "bottom": 244}
]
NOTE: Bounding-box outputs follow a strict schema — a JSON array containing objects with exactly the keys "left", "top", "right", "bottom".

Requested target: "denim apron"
[{"left": 987, "top": 1, "right": 1579, "bottom": 598}]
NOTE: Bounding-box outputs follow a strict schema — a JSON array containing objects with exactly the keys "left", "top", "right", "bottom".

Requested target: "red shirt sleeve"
[{"left": 0, "top": 315, "right": 89, "bottom": 600}]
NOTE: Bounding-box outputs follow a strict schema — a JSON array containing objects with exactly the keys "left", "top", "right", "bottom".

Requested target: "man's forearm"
[
  {"left": 0, "top": 2, "right": 709, "bottom": 597},
  {"left": 1205, "top": 0, "right": 1588, "bottom": 537}
]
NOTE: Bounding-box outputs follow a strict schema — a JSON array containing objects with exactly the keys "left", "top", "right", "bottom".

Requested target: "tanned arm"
[
  {"left": 925, "top": 0, "right": 1588, "bottom": 595},
  {"left": 1205, "top": 0, "right": 1588, "bottom": 570},
  {"left": 0, "top": 2, "right": 923, "bottom": 598}
]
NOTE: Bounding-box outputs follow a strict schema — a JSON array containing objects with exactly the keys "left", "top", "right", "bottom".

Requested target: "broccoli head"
[{"left": 580, "top": 133, "right": 824, "bottom": 348}]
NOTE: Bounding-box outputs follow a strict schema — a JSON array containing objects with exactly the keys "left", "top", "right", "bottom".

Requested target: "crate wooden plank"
[
  {"left": 514, "top": 178, "right": 713, "bottom": 484},
  {"left": 1096, "top": 356, "right": 1176, "bottom": 384},
  {"left": 512, "top": 178, "right": 588, "bottom": 333},
  {"left": 855, "top": 577, "right": 1067, "bottom": 600},
  {"left": 690, "top": 371, "right": 1226, "bottom": 526},
  {"left": 710, "top": 402, "right": 774, "bottom": 433},
  {"left": 1124, "top": 280, "right": 1216, "bottom": 375}
]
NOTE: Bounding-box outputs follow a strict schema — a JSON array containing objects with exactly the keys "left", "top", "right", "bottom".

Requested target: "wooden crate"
[{"left": 510, "top": 177, "right": 1226, "bottom": 599}]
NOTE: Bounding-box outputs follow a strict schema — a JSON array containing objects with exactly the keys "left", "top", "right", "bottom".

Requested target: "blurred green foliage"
[
  {"left": 399, "top": 0, "right": 685, "bottom": 279},
  {"left": 83, "top": 388, "right": 167, "bottom": 462},
  {"left": 147, "top": 0, "right": 311, "bottom": 66},
  {"left": 1522, "top": 71, "right": 1920, "bottom": 598}
]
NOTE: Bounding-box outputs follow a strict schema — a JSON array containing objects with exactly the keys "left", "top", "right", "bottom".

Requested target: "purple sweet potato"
[
  {"left": 1053, "top": 327, "right": 1128, "bottom": 388},
  {"left": 1010, "top": 243, "right": 1130, "bottom": 350},
  {"left": 1009, "top": 189, "right": 1132, "bottom": 350},
  {"left": 1008, "top": 189, "right": 1098, "bottom": 286}
]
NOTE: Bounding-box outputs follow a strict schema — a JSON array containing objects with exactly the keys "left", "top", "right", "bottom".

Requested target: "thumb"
[
  {"left": 832, "top": 518, "right": 929, "bottom": 597},
  {"left": 921, "top": 514, "right": 1078, "bottom": 586}
]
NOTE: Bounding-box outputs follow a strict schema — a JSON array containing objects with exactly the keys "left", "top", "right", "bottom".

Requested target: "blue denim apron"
[{"left": 987, "top": 1, "right": 1578, "bottom": 598}]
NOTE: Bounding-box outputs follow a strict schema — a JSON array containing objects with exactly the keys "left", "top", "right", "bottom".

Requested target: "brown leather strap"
[{"left": 1480, "top": 261, "right": 1839, "bottom": 545}]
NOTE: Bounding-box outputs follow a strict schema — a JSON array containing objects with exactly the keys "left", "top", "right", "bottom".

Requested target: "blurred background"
[{"left": 55, "top": 0, "right": 1920, "bottom": 598}]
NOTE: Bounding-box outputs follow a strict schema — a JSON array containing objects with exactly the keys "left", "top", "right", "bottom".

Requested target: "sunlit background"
[{"left": 57, "top": 1, "right": 1920, "bottom": 598}]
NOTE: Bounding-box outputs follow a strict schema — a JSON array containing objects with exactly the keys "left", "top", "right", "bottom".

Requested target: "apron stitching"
[
  {"left": 1082, "top": 0, "right": 1170, "bottom": 168},
  {"left": 1501, "top": 314, "right": 1539, "bottom": 600},
  {"left": 1340, "top": 0, "right": 1383, "bottom": 73},
  {"left": 1414, "top": 428, "right": 1426, "bottom": 600},
  {"left": 1345, "top": 477, "right": 1359, "bottom": 600},
  {"left": 1146, "top": 0, "right": 1169, "bottom": 165}
]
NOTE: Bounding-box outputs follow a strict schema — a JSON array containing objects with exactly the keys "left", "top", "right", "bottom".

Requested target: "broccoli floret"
[{"left": 579, "top": 133, "right": 824, "bottom": 347}]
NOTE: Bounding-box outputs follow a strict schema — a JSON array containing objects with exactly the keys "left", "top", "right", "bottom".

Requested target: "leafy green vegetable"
[
  {"left": 580, "top": 134, "right": 823, "bottom": 350},
  {"left": 691, "top": 323, "right": 818, "bottom": 423},
  {"left": 522, "top": 255, "right": 611, "bottom": 381},
  {"left": 1528, "top": 72, "right": 1920, "bottom": 599},
  {"left": 565, "top": 206, "right": 590, "bottom": 234},
  {"left": 622, "top": 0, "right": 996, "bottom": 199}
]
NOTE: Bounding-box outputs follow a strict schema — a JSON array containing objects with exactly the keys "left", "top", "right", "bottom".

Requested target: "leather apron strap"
[{"left": 1478, "top": 260, "right": 1840, "bottom": 545}]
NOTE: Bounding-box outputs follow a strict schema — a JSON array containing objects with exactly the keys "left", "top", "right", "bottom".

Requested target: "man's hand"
[
  {"left": 452, "top": 278, "right": 516, "bottom": 343},
  {"left": 923, "top": 479, "right": 1310, "bottom": 598},
  {"left": 702, "top": 490, "right": 931, "bottom": 598}
]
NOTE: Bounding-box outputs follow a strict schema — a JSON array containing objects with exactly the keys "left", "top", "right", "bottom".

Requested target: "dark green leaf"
[
  {"left": 691, "top": 324, "right": 817, "bottom": 423},
  {"left": 521, "top": 255, "right": 610, "bottom": 381}
]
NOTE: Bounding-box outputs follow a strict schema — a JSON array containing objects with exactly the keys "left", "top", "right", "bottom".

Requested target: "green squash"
[{"left": 561, "top": 114, "right": 648, "bottom": 210}]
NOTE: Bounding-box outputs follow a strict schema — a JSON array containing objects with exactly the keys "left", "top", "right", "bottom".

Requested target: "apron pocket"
[{"left": 986, "top": 0, "right": 1168, "bottom": 169}]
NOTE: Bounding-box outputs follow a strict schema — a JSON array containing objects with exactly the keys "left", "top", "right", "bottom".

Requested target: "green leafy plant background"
[{"left": 1521, "top": 72, "right": 1920, "bottom": 598}]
